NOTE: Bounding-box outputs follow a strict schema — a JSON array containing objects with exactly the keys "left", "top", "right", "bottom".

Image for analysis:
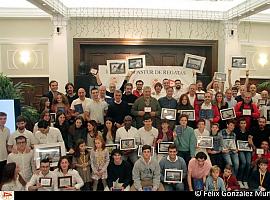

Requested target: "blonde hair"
[{"left": 210, "top": 165, "right": 220, "bottom": 175}]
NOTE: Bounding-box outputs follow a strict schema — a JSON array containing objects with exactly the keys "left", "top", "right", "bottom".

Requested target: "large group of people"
[{"left": 0, "top": 68, "right": 270, "bottom": 192}]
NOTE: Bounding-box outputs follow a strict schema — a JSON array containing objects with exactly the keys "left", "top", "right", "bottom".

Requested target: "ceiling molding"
[
  {"left": 27, "top": 0, "right": 68, "bottom": 16},
  {"left": 0, "top": 8, "right": 50, "bottom": 18},
  {"left": 241, "top": 13, "right": 270, "bottom": 22}
]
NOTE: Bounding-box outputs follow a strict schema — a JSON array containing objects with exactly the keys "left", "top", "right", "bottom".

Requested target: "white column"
[
  {"left": 49, "top": 17, "right": 69, "bottom": 93},
  {"left": 221, "top": 20, "right": 242, "bottom": 89}
]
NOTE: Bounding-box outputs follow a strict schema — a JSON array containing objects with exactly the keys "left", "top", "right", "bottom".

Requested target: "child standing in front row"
[
  {"left": 205, "top": 165, "right": 226, "bottom": 191},
  {"left": 90, "top": 135, "right": 110, "bottom": 191},
  {"left": 73, "top": 139, "right": 91, "bottom": 191}
]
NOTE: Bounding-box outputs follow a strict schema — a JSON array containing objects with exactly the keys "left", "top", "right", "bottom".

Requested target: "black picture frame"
[
  {"left": 58, "top": 176, "right": 72, "bottom": 188},
  {"left": 158, "top": 142, "right": 174, "bottom": 154},
  {"left": 232, "top": 57, "right": 246, "bottom": 68},
  {"left": 39, "top": 177, "right": 52, "bottom": 187}
]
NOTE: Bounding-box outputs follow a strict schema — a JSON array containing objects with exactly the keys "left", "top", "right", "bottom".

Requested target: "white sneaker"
[
  {"left": 243, "top": 182, "right": 249, "bottom": 189},
  {"left": 238, "top": 181, "right": 244, "bottom": 189}
]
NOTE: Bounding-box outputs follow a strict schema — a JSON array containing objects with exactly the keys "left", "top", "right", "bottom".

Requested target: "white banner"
[{"left": 98, "top": 65, "right": 196, "bottom": 92}]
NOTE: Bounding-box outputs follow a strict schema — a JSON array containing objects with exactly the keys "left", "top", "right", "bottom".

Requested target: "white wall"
[{"left": 0, "top": 18, "right": 269, "bottom": 92}]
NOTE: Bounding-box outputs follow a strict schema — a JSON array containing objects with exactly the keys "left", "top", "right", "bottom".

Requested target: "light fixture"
[
  {"left": 42, "top": 3, "right": 46, "bottom": 6},
  {"left": 20, "top": 50, "right": 30, "bottom": 65},
  {"left": 258, "top": 53, "right": 268, "bottom": 67}
]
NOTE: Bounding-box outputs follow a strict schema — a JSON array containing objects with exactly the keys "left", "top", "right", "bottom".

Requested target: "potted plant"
[{"left": 0, "top": 73, "right": 39, "bottom": 131}]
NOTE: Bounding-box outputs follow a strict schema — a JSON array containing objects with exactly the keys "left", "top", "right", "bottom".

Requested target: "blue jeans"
[
  {"left": 238, "top": 151, "right": 252, "bottom": 182},
  {"left": 223, "top": 151, "right": 239, "bottom": 176},
  {"left": 163, "top": 183, "right": 184, "bottom": 191}
]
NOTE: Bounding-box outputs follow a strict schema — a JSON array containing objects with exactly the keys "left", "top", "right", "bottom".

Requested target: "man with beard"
[
  {"left": 7, "top": 116, "right": 37, "bottom": 153},
  {"left": 65, "top": 82, "right": 78, "bottom": 106},
  {"left": 250, "top": 117, "right": 270, "bottom": 148},
  {"left": 122, "top": 83, "right": 137, "bottom": 115},
  {"left": 173, "top": 79, "right": 185, "bottom": 101}
]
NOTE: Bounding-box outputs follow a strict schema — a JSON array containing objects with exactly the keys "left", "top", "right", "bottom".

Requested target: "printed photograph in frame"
[
  {"left": 232, "top": 57, "right": 246, "bottom": 68},
  {"left": 34, "top": 142, "right": 66, "bottom": 169},
  {"left": 183, "top": 54, "right": 206, "bottom": 74},
  {"left": 161, "top": 108, "right": 177, "bottom": 120},
  {"left": 197, "top": 136, "right": 213, "bottom": 149},
  {"left": 220, "top": 108, "right": 236, "bottom": 120},
  {"left": 164, "top": 169, "right": 183, "bottom": 183},
  {"left": 127, "top": 55, "right": 146, "bottom": 70},
  {"left": 107, "top": 60, "right": 127, "bottom": 75},
  {"left": 237, "top": 140, "right": 252, "bottom": 152},
  {"left": 119, "top": 138, "right": 136, "bottom": 150},
  {"left": 223, "top": 139, "right": 237, "bottom": 150},
  {"left": 158, "top": 142, "right": 174, "bottom": 154},
  {"left": 179, "top": 110, "right": 195, "bottom": 121}
]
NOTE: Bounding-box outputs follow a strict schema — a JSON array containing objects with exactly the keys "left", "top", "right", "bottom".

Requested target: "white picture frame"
[
  {"left": 256, "top": 148, "right": 264, "bottom": 155},
  {"left": 223, "top": 139, "right": 237, "bottom": 150},
  {"left": 161, "top": 108, "right": 177, "bottom": 120},
  {"left": 105, "top": 144, "right": 119, "bottom": 155},
  {"left": 164, "top": 169, "right": 183, "bottom": 183},
  {"left": 242, "top": 109, "right": 251, "bottom": 116},
  {"left": 183, "top": 54, "right": 206, "bottom": 74},
  {"left": 214, "top": 72, "right": 226, "bottom": 82},
  {"left": 107, "top": 60, "right": 127, "bottom": 75},
  {"left": 137, "top": 145, "right": 155, "bottom": 157},
  {"left": 179, "top": 110, "right": 195, "bottom": 121},
  {"left": 232, "top": 57, "right": 246, "bottom": 68},
  {"left": 220, "top": 108, "right": 236, "bottom": 120},
  {"left": 196, "top": 93, "right": 205, "bottom": 101},
  {"left": 90, "top": 68, "right": 98, "bottom": 75},
  {"left": 119, "top": 138, "right": 136, "bottom": 150},
  {"left": 127, "top": 55, "right": 146, "bottom": 70},
  {"left": 237, "top": 140, "right": 252, "bottom": 152},
  {"left": 50, "top": 113, "right": 56, "bottom": 123},
  {"left": 34, "top": 142, "right": 66, "bottom": 169},
  {"left": 263, "top": 106, "right": 270, "bottom": 124},
  {"left": 197, "top": 136, "right": 213, "bottom": 148},
  {"left": 158, "top": 142, "right": 174, "bottom": 154}
]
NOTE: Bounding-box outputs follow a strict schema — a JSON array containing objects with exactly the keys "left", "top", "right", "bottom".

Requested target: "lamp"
[
  {"left": 258, "top": 53, "right": 268, "bottom": 67},
  {"left": 20, "top": 50, "right": 30, "bottom": 65}
]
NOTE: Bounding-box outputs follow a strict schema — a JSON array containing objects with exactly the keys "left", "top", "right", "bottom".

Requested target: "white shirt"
[
  {"left": 115, "top": 126, "right": 140, "bottom": 144},
  {"left": 53, "top": 169, "right": 84, "bottom": 191},
  {"left": 0, "top": 126, "right": 10, "bottom": 161},
  {"left": 188, "top": 94, "right": 196, "bottom": 108},
  {"left": 1, "top": 177, "right": 25, "bottom": 191},
  {"left": 8, "top": 129, "right": 37, "bottom": 147},
  {"left": 70, "top": 97, "right": 91, "bottom": 112},
  {"left": 7, "top": 150, "right": 35, "bottom": 182},
  {"left": 34, "top": 127, "right": 63, "bottom": 144},
  {"left": 138, "top": 127, "right": 158, "bottom": 146},
  {"left": 251, "top": 93, "right": 261, "bottom": 105},
  {"left": 26, "top": 170, "right": 56, "bottom": 191},
  {"left": 173, "top": 88, "right": 185, "bottom": 101},
  {"left": 86, "top": 99, "right": 108, "bottom": 124}
]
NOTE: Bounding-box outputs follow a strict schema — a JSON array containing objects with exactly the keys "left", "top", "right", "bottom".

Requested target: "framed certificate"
[
  {"left": 39, "top": 177, "right": 52, "bottom": 187},
  {"left": 144, "top": 107, "right": 152, "bottom": 112},
  {"left": 242, "top": 109, "right": 251, "bottom": 116},
  {"left": 258, "top": 99, "right": 267, "bottom": 106},
  {"left": 58, "top": 176, "right": 72, "bottom": 188},
  {"left": 256, "top": 148, "right": 264, "bottom": 155}
]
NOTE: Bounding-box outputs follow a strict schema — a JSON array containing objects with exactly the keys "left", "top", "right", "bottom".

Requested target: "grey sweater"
[
  {"left": 132, "top": 157, "right": 161, "bottom": 190},
  {"left": 159, "top": 156, "right": 187, "bottom": 183}
]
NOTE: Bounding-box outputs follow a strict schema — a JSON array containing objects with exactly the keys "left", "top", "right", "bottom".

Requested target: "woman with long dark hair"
[
  {"left": 0, "top": 162, "right": 25, "bottom": 191},
  {"left": 102, "top": 117, "right": 117, "bottom": 144},
  {"left": 54, "top": 111, "right": 70, "bottom": 150}
]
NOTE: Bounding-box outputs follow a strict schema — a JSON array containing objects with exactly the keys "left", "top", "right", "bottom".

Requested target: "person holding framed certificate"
[
  {"left": 53, "top": 156, "right": 84, "bottom": 191},
  {"left": 26, "top": 158, "right": 56, "bottom": 191},
  {"left": 235, "top": 92, "right": 260, "bottom": 130}
]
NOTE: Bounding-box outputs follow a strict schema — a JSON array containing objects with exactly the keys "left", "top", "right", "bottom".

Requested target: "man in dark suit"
[{"left": 43, "top": 80, "right": 59, "bottom": 105}]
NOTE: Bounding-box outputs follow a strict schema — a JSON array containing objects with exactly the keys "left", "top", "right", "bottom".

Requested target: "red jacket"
[
  {"left": 234, "top": 101, "right": 260, "bottom": 130},
  {"left": 220, "top": 173, "right": 240, "bottom": 191},
  {"left": 194, "top": 104, "right": 220, "bottom": 123}
]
